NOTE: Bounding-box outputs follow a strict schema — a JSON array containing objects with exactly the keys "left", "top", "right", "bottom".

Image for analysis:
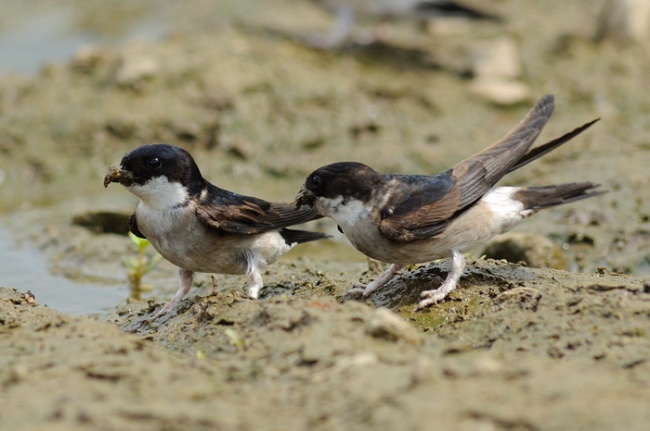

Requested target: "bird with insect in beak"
[
  {"left": 296, "top": 95, "right": 605, "bottom": 309},
  {"left": 104, "top": 144, "right": 329, "bottom": 319}
]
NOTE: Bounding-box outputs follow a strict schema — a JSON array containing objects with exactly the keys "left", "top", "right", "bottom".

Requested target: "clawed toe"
[
  {"left": 416, "top": 288, "right": 450, "bottom": 310},
  {"left": 345, "top": 285, "right": 367, "bottom": 297},
  {"left": 152, "top": 305, "right": 176, "bottom": 323},
  {"left": 416, "top": 294, "right": 443, "bottom": 310}
]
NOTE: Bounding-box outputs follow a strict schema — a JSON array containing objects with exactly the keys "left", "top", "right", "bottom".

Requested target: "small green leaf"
[{"left": 128, "top": 231, "right": 150, "bottom": 250}]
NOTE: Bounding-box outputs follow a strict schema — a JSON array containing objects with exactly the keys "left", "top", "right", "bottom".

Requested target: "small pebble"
[
  {"left": 596, "top": 0, "right": 650, "bottom": 43},
  {"left": 366, "top": 308, "right": 423, "bottom": 345}
]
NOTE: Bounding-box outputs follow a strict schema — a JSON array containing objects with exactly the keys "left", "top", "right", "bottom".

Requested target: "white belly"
[
  {"left": 335, "top": 187, "right": 530, "bottom": 265},
  {"left": 135, "top": 203, "right": 291, "bottom": 275}
]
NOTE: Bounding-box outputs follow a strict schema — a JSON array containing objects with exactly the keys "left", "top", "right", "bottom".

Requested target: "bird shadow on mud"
[{"left": 358, "top": 259, "right": 540, "bottom": 312}]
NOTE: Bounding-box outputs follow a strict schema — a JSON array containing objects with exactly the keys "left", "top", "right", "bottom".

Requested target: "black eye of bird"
[
  {"left": 147, "top": 156, "right": 162, "bottom": 170},
  {"left": 311, "top": 174, "right": 322, "bottom": 189}
]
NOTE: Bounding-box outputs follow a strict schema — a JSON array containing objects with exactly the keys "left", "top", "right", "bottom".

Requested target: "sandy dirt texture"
[{"left": 1, "top": 0, "right": 650, "bottom": 430}]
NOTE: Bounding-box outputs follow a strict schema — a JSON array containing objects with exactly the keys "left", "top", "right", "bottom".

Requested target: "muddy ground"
[{"left": 1, "top": 0, "right": 650, "bottom": 430}]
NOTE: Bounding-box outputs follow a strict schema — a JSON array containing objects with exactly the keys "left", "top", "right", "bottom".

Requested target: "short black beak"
[
  {"left": 103, "top": 166, "right": 133, "bottom": 188},
  {"left": 295, "top": 185, "right": 315, "bottom": 210}
]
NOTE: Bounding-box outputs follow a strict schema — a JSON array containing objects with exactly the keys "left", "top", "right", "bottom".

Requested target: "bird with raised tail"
[
  {"left": 307, "top": 0, "right": 501, "bottom": 48},
  {"left": 104, "top": 144, "right": 329, "bottom": 319},
  {"left": 296, "top": 95, "right": 605, "bottom": 309}
]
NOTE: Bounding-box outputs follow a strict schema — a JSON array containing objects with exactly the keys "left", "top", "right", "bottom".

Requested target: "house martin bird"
[
  {"left": 296, "top": 94, "right": 605, "bottom": 309},
  {"left": 104, "top": 144, "right": 329, "bottom": 318},
  {"left": 307, "top": 0, "right": 501, "bottom": 48}
]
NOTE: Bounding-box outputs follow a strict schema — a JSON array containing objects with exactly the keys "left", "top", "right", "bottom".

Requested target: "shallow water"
[
  {"left": 0, "top": 2, "right": 167, "bottom": 75},
  {"left": 0, "top": 227, "right": 127, "bottom": 315},
  {"left": 0, "top": 0, "right": 278, "bottom": 75}
]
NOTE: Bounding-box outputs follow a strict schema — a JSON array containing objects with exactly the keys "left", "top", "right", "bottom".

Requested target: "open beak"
[
  {"left": 295, "top": 185, "right": 316, "bottom": 210},
  {"left": 103, "top": 166, "right": 133, "bottom": 188}
]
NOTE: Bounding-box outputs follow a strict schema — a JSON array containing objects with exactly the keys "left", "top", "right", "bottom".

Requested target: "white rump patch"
[{"left": 482, "top": 187, "right": 529, "bottom": 232}]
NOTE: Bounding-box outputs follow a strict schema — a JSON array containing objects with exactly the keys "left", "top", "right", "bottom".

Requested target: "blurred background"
[{"left": 0, "top": 0, "right": 649, "bottom": 314}]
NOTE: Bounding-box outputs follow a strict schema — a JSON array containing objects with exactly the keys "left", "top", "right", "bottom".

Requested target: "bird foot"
[
  {"left": 346, "top": 284, "right": 370, "bottom": 297},
  {"left": 416, "top": 289, "right": 449, "bottom": 310},
  {"left": 416, "top": 276, "right": 459, "bottom": 310},
  {"left": 416, "top": 250, "right": 464, "bottom": 310},
  {"left": 152, "top": 301, "right": 178, "bottom": 321}
]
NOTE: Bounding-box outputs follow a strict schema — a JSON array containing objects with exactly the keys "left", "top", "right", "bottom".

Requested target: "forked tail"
[{"left": 513, "top": 182, "right": 606, "bottom": 211}]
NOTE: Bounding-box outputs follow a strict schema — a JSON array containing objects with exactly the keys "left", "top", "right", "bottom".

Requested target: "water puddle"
[
  {"left": 0, "top": 2, "right": 169, "bottom": 75},
  {"left": 0, "top": 227, "right": 127, "bottom": 316}
]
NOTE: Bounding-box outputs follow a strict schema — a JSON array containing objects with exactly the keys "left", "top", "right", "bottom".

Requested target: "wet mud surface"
[{"left": 1, "top": 0, "right": 650, "bottom": 429}]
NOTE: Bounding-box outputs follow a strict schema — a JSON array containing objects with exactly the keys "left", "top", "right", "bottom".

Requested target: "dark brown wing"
[
  {"left": 378, "top": 94, "right": 555, "bottom": 242},
  {"left": 129, "top": 213, "right": 146, "bottom": 239},
  {"left": 377, "top": 171, "right": 460, "bottom": 241},
  {"left": 195, "top": 183, "right": 320, "bottom": 235}
]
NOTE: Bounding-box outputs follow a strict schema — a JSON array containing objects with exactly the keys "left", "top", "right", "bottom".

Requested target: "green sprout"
[
  {"left": 123, "top": 232, "right": 161, "bottom": 298},
  {"left": 224, "top": 328, "right": 246, "bottom": 351}
]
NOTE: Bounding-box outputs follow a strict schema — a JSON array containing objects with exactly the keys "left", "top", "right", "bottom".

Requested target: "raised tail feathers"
[{"left": 508, "top": 118, "right": 600, "bottom": 174}]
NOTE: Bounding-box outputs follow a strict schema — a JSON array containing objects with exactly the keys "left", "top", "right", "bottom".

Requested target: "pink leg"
[
  {"left": 153, "top": 268, "right": 194, "bottom": 318},
  {"left": 417, "top": 249, "right": 465, "bottom": 310},
  {"left": 246, "top": 266, "right": 264, "bottom": 299},
  {"left": 347, "top": 263, "right": 403, "bottom": 297}
]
